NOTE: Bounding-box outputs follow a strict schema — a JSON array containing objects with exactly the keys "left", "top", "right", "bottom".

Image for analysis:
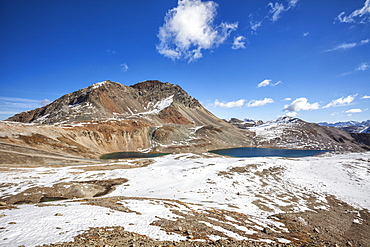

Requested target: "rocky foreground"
[{"left": 0, "top": 152, "right": 369, "bottom": 247}]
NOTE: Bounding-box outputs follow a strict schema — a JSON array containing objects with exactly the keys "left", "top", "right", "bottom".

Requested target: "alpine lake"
[
  {"left": 209, "top": 147, "right": 330, "bottom": 158},
  {"left": 101, "top": 147, "right": 329, "bottom": 159}
]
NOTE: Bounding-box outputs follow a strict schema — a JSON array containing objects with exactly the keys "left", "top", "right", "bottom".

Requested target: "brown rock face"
[
  {"left": 6, "top": 80, "right": 212, "bottom": 126},
  {"left": 1, "top": 81, "right": 254, "bottom": 161}
]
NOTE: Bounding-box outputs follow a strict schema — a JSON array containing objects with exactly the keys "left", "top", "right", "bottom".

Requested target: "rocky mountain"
[
  {"left": 318, "top": 120, "right": 370, "bottom": 133},
  {"left": 1, "top": 80, "right": 253, "bottom": 161},
  {"left": 1, "top": 81, "right": 369, "bottom": 164},
  {"left": 247, "top": 117, "right": 370, "bottom": 151},
  {"left": 224, "top": 118, "right": 263, "bottom": 128},
  {"left": 7, "top": 80, "right": 227, "bottom": 127}
]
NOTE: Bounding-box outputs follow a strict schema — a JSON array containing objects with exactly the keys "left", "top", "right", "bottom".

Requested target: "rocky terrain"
[{"left": 0, "top": 152, "right": 369, "bottom": 247}]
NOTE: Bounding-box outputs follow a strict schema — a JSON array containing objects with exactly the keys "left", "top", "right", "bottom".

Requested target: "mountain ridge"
[
  {"left": 1, "top": 81, "right": 369, "bottom": 163},
  {"left": 6, "top": 80, "right": 219, "bottom": 126},
  {"left": 318, "top": 120, "right": 370, "bottom": 133}
]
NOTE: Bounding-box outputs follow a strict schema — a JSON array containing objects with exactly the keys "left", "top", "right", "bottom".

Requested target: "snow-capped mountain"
[
  {"left": 318, "top": 120, "right": 370, "bottom": 133},
  {"left": 224, "top": 118, "right": 263, "bottom": 128},
  {"left": 248, "top": 117, "right": 369, "bottom": 151}
]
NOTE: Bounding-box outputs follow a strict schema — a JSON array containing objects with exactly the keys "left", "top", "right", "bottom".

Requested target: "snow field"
[{"left": 0, "top": 152, "right": 369, "bottom": 246}]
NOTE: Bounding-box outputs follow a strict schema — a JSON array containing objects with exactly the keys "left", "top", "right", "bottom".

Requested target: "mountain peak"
[{"left": 6, "top": 80, "right": 218, "bottom": 126}]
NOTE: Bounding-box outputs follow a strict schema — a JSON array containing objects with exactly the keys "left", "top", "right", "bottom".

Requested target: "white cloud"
[
  {"left": 213, "top": 99, "right": 245, "bottom": 108},
  {"left": 336, "top": 0, "right": 370, "bottom": 23},
  {"left": 325, "top": 42, "right": 357, "bottom": 52},
  {"left": 283, "top": 97, "right": 292, "bottom": 101},
  {"left": 232, "top": 36, "right": 246, "bottom": 50},
  {"left": 288, "top": 0, "right": 299, "bottom": 8},
  {"left": 323, "top": 94, "right": 357, "bottom": 108},
  {"left": 303, "top": 32, "right": 309, "bottom": 37},
  {"left": 39, "top": 99, "right": 51, "bottom": 106},
  {"left": 258, "top": 79, "right": 271, "bottom": 87},
  {"left": 268, "top": 2, "right": 285, "bottom": 22},
  {"left": 324, "top": 39, "right": 369, "bottom": 52},
  {"left": 345, "top": 108, "right": 362, "bottom": 113},
  {"left": 361, "top": 39, "right": 369, "bottom": 44},
  {"left": 250, "top": 21, "right": 262, "bottom": 33},
  {"left": 283, "top": 97, "right": 320, "bottom": 111},
  {"left": 361, "top": 95, "right": 370, "bottom": 99},
  {"left": 340, "top": 61, "right": 369, "bottom": 76},
  {"left": 157, "top": 0, "right": 238, "bottom": 62},
  {"left": 356, "top": 62, "right": 369, "bottom": 71},
  {"left": 268, "top": 0, "right": 299, "bottom": 22},
  {"left": 257, "top": 79, "right": 281, "bottom": 87},
  {"left": 120, "top": 63, "right": 129, "bottom": 72},
  {"left": 285, "top": 111, "right": 297, "bottom": 117},
  {"left": 249, "top": 1, "right": 298, "bottom": 34},
  {"left": 246, "top": 98, "right": 274, "bottom": 107},
  {"left": 274, "top": 81, "right": 282, "bottom": 86}
]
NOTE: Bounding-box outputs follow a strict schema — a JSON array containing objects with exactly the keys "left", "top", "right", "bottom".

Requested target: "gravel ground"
[{"left": 36, "top": 196, "right": 369, "bottom": 247}]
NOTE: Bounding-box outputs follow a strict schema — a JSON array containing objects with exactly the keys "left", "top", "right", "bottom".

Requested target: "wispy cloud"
[
  {"left": 250, "top": 21, "right": 262, "bottom": 34},
  {"left": 246, "top": 98, "right": 274, "bottom": 107},
  {"left": 361, "top": 95, "right": 370, "bottom": 99},
  {"left": 340, "top": 62, "right": 369, "bottom": 76},
  {"left": 120, "top": 63, "right": 129, "bottom": 72},
  {"left": 324, "top": 39, "right": 369, "bottom": 52},
  {"left": 283, "top": 97, "right": 319, "bottom": 112},
  {"left": 249, "top": 0, "right": 299, "bottom": 34},
  {"left": 213, "top": 99, "right": 245, "bottom": 108},
  {"left": 336, "top": 0, "right": 370, "bottom": 24},
  {"left": 323, "top": 94, "right": 357, "bottom": 108},
  {"left": 231, "top": 36, "right": 246, "bottom": 50},
  {"left": 268, "top": 2, "right": 285, "bottom": 22},
  {"left": 257, "top": 79, "right": 281, "bottom": 88},
  {"left": 345, "top": 108, "right": 362, "bottom": 113},
  {"left": 303, "top": 32, "right": 309, "bottom": 37},
  {"left": 356, "top": 62, "right": 369, "bottom": 71},
  {"left": 107, "top": 49, "right": 117, "bottom": 54},
  {"left": 285, "top": 111, "right": 297, "bottom": 117},
  {"left": 0, "top": 97, "right": 51, "bottom": 118},
  {"left": 157, "top": 0, "right": 238, "bottom": 62}
]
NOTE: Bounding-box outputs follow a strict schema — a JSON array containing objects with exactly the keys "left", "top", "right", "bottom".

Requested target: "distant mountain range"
[{"left": 318, "top": 120, "right": 370, "bottom": 133}]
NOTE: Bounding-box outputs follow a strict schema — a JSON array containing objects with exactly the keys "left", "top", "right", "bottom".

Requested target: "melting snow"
[{"left": 0, "top": 152, "right": 369, "bottom": 246}]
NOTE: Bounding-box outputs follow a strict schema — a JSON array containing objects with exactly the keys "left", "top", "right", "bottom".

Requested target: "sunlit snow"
[{"left": 0, "top": 152, "right": 369, "bottom": 246}]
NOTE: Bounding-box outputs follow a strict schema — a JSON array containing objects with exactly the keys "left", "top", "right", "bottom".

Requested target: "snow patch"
[
  {"left": 0, "top": 152, "right": 369, "bottom": 246},
  {"left": 89, "top": 80, "right": 108, "bottom": 90}
]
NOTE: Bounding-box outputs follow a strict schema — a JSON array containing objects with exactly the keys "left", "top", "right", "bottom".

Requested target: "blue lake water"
[
  {"left": 101, "top": 152, "right": 170, "bottom": 159},
  {"left": 209, "top": 147, "right": 329, "bottom": 158}
]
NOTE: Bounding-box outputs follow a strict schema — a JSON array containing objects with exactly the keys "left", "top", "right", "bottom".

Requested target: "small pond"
[
  {"left": 101, "top": 152, "right": 171, "bottom": 159},
  {"left": 209, "top": 147, "right": 330, "bottom": 158}
]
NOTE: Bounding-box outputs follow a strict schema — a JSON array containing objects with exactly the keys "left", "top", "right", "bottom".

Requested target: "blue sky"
[{"left": 0, "top": 0, "right": 369, "bottom": 123}]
